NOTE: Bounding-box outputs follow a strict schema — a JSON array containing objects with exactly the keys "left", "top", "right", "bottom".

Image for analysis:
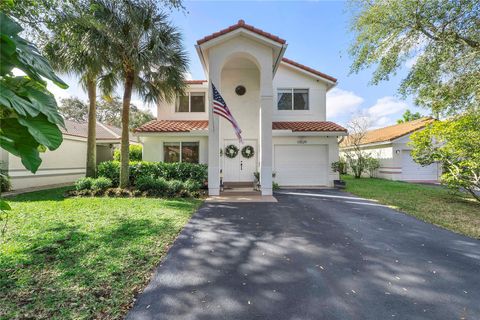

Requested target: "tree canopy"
[
  {"left": 410, "top": 111, "right": 480, "bottom": 202},
  {"left": 87, "top": 0, "right": 188, "bottom": 187},
  {"left": 397, "top": 109, "right": 424, "bottom": 123},
  {"left": 349, "top": 0, "right": 480, "bottom": 116},
  {"left": 59, "top": 96, "right": 155, "bottom": 130}
]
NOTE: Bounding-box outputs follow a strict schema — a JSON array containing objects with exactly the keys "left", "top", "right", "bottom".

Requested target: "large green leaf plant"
[{"left": 0, "top": 12, "right": 67, "bottom": 213}]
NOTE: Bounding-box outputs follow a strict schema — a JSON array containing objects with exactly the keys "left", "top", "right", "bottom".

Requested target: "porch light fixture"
[
  {"left": 395, "top": 150, "right": 401, "bottom": 154},
  {"left": 235, "top": 85, "right": 246, "bottom": 96}
]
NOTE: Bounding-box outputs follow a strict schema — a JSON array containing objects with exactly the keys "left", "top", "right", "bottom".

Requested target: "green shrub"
[
  {"left": 272, "top": 182, "right": 280, "bottom": 190},
  {"left": 365, "top": 157, "right": 380, "bottom": 177},
  {"left": 97, "top": 161, "right": 208, "bottom": 187},
  {"left": 75, "top": 177, "right": 95, "bottom": 191},
  {"left": 113, "top": 144, "right": 143, "bottom": 161},
  {"left": 167, "top": 180, "right": 184, "bottom": 196},
  {"left": 0, "top": 169, "right": 11, "bottom": 192},
  {"left": 331, "top": 159, "right": 347, "bottom": 175},
  {"left": 97, "top": 161, "right": 120, "bottom": 186},
  {"left": 91, "top": 177, "right": 112, "bottom": 191},
  {"left": 136, "top": 176, "right": 169, "bottom": 194},
  {"left": 184, "top": 179, "right": 201, "bottom": 192}
]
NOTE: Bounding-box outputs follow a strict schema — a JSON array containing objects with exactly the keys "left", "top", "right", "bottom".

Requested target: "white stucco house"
[
  {"left": 1, "top": 120, "right": 136, "bottom": 190},
  {"left": 339, "top": 118, "right": 441, "bottom": 182},
  {"left": 135, "top": 20, "right": 348, "bottom": 196}
]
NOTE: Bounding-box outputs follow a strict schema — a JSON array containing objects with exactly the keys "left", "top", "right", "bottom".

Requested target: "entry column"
[
  {"left": 259, "top": 71, "right": 273, "bottom": 196},
  {"left": 208, "top": 66, "right": 221, "bottom": 196}
]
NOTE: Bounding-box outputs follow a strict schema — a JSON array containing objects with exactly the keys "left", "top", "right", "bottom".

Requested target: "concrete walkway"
[
  {"left": 1, "top": 182, "right": 72, "bottom": 197},
  {"left": 127, "top": 189, "right": 480, "bottom": 320}
]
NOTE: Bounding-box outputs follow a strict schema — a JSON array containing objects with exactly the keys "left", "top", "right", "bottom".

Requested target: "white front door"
[{"left": 223, "top": 139, "right": 257, "bottom": 182}]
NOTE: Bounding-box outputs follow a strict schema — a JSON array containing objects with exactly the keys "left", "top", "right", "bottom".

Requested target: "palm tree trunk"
[
  {"left": 119, "top": 71, "right": 135, "bottom": 188},
  {"left": 86, "top": 76, "right": 97, "bottom": 177}
]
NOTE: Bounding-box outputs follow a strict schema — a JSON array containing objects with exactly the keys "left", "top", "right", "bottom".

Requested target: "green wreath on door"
[
  {"left": 241, "top": 145, "right": 255, "bottom": 158},
  {"left": 225, "top": 144, "right": 239, "bottom": 158}
]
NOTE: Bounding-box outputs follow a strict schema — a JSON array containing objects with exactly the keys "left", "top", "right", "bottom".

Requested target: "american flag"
[{"left": 212, "top": 84, "right": 243, "bottom": 142}]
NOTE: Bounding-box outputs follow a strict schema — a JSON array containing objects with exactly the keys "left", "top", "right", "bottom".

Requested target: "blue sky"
[{"left": 50, "top": 0, "right": 426, "bottom": 128}]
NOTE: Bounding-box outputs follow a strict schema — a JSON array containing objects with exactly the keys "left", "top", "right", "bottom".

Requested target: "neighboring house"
[
  {"left": 339, "top": 118, "right": 441, "bottom": 182},
  {"left": 135, "top": 20, "right": 347, "bottom": 195},
  {"left": 1, "top": 120, "right": 137, "bottom": 190}
]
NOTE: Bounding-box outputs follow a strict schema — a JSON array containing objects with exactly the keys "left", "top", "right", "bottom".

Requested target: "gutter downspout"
[{"left": 273, "top": 44, "right": 288, "bottom": 76}]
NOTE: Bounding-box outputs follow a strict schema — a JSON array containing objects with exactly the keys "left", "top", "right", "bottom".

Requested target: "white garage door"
[
  {"left": 401, "top": 150, "right": 439, "bottom": 181},
  {"left": 274, "top": 145, "right": 328, "bottom": 186}
]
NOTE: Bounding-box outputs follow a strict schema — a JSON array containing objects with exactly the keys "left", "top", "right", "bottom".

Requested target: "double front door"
[{"left": 223, "top": 139, "right": 257, "bottom": 182}]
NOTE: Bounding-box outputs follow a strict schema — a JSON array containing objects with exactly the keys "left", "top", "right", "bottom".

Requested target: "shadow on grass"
[
  {"left": 4, "top": 187, "right": 72, "bottom": 202},
  {"left": 0, "top": 216, "right": 181, "bottom": 319}
]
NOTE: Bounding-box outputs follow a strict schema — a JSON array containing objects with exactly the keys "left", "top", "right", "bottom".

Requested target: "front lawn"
[
  {"left": 342, "top": 175, "right": 480, "bottom": 239},
  {"left": 0, "top": 188, "right": 202, "bottom": 319}
]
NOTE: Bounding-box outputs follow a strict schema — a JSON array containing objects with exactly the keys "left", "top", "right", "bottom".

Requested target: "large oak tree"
[{"left": 349, "top": 0, "right": 479, "bottom": 116}]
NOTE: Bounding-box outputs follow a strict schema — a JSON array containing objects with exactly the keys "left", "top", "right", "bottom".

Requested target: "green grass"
[
  {"left": 342, "top": 175, "right": 480, "bottom": 239},
  {"left": 0, "top": 188, "right": 202, "bottom": 319}
]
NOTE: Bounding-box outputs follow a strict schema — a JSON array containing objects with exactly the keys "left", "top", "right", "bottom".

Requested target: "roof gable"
[
  {"left": 197, "top": 20, "right": 286, "bottom": 45},
  {"left": 281, "top": 58, "right": 337, "bottom": 83},
  {"left": 341, "top": 118, "right": 435, "bottom": 147}
]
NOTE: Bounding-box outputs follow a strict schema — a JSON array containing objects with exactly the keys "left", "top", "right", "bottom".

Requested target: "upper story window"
[
  {"left": 176, "top": 92, "right": 205, "bottom": 112},
  {"left": 277, "top": 88, "right": 309, "bottom": 110}
]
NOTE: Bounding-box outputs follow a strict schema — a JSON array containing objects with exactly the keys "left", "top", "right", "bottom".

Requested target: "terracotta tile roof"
[
  {"left": 135, "top": 120, "right": 346, "bottom": 133},
  {"left": 272, "top": 121, "right": 346, "bottom": 132},
  {"left": 135, "top": 120, "right": 209, "bottom": 133},
  {"left": 197, "top": 20, "right": 286, "bottom": 45},
  {"left": 186, "top": 80, "right": 207, "bottom": 85},
  {"left": 340, "top": 117, "right": 435, "bottom": 147},
  {"left": 281, "top": 58, "right": 337, "bottom": 83}
]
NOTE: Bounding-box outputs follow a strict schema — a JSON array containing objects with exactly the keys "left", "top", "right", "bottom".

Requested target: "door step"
[{"left": 223, "top": 181, "right": 254, "bottom": 189}]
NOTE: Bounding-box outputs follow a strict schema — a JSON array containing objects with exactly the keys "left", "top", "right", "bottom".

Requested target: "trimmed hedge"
[
  {"left": 97, "top": 161, "right": 208, "bottom": 187},
  {"left": 75, "top": 177, "right": 112, "bottom": 191},
  {"left": 113, "top": 144, "right": 142, "bottom": 161}
]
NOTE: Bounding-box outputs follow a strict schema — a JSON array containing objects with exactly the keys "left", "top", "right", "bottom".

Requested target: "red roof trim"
[
  {"left": 185, "top": 80, "right": 207, "bottom": 84},
  {"left": 197, "top": 20, "right": 286, "bottom": 45},
  {"left": 272, "top": 121, "right": 346, "bottom": 132},
  {"left": 135, "top": 120, "right": 346, "bottom": 133},
  {"left": 134, "top": 120, "right": 209, "bottom": 133},
  {"left": 281, "top": 58, "right": 337, "bottom": 83}
]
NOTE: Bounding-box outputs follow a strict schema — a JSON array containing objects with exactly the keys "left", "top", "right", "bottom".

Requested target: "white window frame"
[
  {"left": 277, "top": 88, "right": 309, "bottom": 111},
  {"left": 163, "top": 141, "right": 200, "bottom": 163},
  {"left": 176, "top": 92, "right": 206, "bottom": 113}
]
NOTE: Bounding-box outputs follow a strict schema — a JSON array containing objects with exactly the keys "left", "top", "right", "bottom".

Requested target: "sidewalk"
[{"left": 1, "top": 183, "right": 73, "bottom": 197}]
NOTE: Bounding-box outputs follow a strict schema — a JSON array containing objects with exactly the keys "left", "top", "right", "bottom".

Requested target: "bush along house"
[{"left": 135, "top": 20, "right": 347, "bottom": 196}]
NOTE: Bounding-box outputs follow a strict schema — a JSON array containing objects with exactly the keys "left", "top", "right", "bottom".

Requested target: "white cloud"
[
  {"left": 326, "top": 88, "right": 364, "bottom": 118},
  {"left": 363, "top": 96, "right": 409, "bottom": 128},
  {"left": 184, "top": 72, "right": 193, "bottom": 80},
  {"left": 366, "top": 96, "right": 408, "bottom": 117}
]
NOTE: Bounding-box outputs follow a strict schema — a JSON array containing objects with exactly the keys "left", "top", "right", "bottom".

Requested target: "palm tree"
[
  {"left": 91, "top": 0, "right": 188, "bottom": 188},
  {"left": 44, "top": 6, "right": 112, "bottom": 178}
]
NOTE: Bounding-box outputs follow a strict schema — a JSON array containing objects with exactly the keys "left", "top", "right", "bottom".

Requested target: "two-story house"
[{"left": 135, "top": 20, "right": 347, "bottom": 196}]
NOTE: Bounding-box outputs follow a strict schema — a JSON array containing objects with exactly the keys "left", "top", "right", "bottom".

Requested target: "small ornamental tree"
[
  {"left": 410, "top": 112, "right": 480, "bottom": 202},
  {"left": 342, "top": 117, "right": 371, "bottom": 178}
]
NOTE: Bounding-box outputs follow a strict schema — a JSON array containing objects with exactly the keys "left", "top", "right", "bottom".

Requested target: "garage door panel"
[
  {"left": 274, "top": 145, "right": 328, "bottom": 186},
  {"left": 401, "top": 150, "right": 438, "bottom": 181}
]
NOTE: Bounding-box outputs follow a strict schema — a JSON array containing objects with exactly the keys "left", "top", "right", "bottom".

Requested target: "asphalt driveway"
[{"left": 127, "top": 189, "right": 480, "bottom": 320}]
